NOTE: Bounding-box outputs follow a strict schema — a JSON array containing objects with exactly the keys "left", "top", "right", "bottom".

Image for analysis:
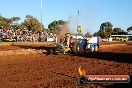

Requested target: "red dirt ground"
[{"left": 0, "top": 42, "right": 132, "bottom": 88}]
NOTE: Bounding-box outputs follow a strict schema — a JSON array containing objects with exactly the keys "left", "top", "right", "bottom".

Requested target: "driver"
[{"left": 63, "top": 33, "right": 72, "bottom": 54}]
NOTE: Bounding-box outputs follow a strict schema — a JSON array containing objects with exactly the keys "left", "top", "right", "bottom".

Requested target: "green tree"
[
  {"left": 22, "top": 15, "right": 44, "bottom": 31},
  {"left": 127, "top": 26, "right": 132, "bottom": 34},
  {"left": 113, "top": 28, "right": 122, "bottom": 32},
  {"left": 48, "top": 20, "right": 66, "bottom": 34},
  {"left": 98, "top": 22, "right": 113, "bottom": 38},
  {"left": 0, "top": 15, "right": 21, "bottom": 30},
  {"left": 11, "top": 17, "right": 21, "bottom": 24},
  {"left": 112, "top": 28, "right": 122, "bottom": 35},
  {"left": 93, "top": 32, "right": 98, "bottom": 36},
  {"left": 10, "top": 17, "right": 21, "bottom": 29},
  {"left": 0, "top": 16, "right": 13, "bottom": 29},
  {"left": 112, "top": 28, "right": 128, "bottom": 35},
  {"left": 0, "top": 16, "right": 6, "bottom": 26}
]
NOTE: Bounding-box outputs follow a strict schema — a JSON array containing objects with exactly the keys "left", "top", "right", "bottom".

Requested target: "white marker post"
[{"left": 41, "top": 0, "right": 43, "bottom": 31}]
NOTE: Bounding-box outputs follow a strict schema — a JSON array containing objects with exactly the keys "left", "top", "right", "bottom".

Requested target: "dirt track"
[{"left": 0, "top": 42, "right": 132, "bottom": 88}]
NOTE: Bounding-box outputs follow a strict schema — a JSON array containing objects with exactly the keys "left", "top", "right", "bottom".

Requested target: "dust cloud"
[{"left": 56, "top": 22, "right": 70, "bottom": 43}]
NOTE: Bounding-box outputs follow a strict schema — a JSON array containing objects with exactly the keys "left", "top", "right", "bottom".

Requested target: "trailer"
[{"left": 11, "top": 42, "right": 58, "bottom": 54}]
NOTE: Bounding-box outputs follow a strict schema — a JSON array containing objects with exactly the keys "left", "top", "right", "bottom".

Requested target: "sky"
[{"left": 0, "top": 0, "right": 132, "bottom": 34}]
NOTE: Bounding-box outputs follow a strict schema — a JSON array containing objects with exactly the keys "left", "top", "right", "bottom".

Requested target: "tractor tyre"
[
  {"left": 90, "top": 46, "right": 94, "bottom": 52},
  {"left": 94, "top": 45, "right": 98, "bottom": 52},
  {"left": 72, "top": 43, "right": 79, "bottom": 54}
]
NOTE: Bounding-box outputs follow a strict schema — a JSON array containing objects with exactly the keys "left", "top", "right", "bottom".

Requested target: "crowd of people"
[{"left": 0, "top": 26, "right": 57, "bottom": 42}]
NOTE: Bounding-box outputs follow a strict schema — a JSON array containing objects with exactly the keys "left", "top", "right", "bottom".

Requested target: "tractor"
[{"left": 55, "top": 33, "right": 100, "bottom": 54}]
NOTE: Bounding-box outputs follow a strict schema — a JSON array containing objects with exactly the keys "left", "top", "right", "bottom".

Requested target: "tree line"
[
  {"left": 93, "top": 22, "right": 132, "bottom": 38},
  {"left": 0, "top": 15, "right": 66, "bottom": 34},
  {"left": 0, "top": 15, "right": 131, "bottom": 38},
  {"left": 0, "top": 15, "right": 43, "bottom": 31}
]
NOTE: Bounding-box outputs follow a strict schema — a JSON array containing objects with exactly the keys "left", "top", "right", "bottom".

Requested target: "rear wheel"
[
  {"left": 71, "top": 43, "right": 80, "bottom": 54},
  {"left": 55, "top": 44, "right": 64, "bottom": 53}
]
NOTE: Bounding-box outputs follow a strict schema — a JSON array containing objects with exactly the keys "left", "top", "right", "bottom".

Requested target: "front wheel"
[
  {"left": 90, "top": 45, "right": 98, "bottom": 52},
  {"left": 90, "top": 46, "right": 94, "bottom": 52},
  {"left": 71, "top": 43, "right": 80, "bottom": 54},
  {"left": 94, "top": 45, "right": 98, "bottom": 52}
]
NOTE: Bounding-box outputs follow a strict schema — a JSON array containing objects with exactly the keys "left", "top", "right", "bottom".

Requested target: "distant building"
[{"left": 111, "top": 35, "right": 132, "bottom": 41}]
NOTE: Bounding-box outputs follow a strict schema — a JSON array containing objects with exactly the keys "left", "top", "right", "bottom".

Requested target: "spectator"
[{"left": 0, "top": 26, "right": 53, "bottom": 42}]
